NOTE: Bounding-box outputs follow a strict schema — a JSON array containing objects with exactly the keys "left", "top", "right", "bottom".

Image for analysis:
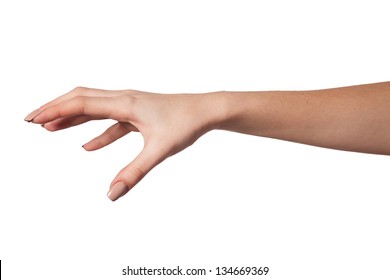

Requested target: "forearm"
[{"left": 211, "top": 82, "right": 390, "bottom": 155}]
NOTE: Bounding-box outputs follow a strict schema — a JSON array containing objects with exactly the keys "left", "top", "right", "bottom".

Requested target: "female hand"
[
  {"left": 27, "top": 83, "right": 390, "bottom": 201},
  {"left": 25, "top": 87, "right": 223, "bottom": 201}
]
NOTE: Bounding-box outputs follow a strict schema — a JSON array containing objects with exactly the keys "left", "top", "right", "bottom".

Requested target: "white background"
[{"left": 1, "top": 0, "right": 389, "bottom": 279}]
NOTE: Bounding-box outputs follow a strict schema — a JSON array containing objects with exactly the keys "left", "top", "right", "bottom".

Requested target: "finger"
[
  {"left": 31, "top": 96, "right": 124, "bottom": 124},
  {"left": 107, "top": 145, "right": 165, "bottom": 201},
  {"left": 42, "top": 115, "right": 103, "bottom": 131},
  {"left": 24, "top": 87, "right": 125, "bottom": 122},
  {"left": 83, "top": 122, "right": 137, "bottom": 151}
]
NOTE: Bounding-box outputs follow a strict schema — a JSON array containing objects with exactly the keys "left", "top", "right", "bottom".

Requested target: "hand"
[{"left": 25, "top": 87, "right": 223, "bottom": 201}]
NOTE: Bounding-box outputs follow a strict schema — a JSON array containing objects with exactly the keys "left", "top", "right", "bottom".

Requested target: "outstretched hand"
[
  {"left": 28, "top": 83, "right": 390, "bottom": 201},
  {"left": 25, "top": 87, "right": 222, "bottom": 201}
]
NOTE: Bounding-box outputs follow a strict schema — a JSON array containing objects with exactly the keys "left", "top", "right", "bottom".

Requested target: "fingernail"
[
  {"left": 24, "top": 109, "right": 40, "bottom": 122},
  {"left": 107, "top": 181, "right": 129, "bottom": 201}
]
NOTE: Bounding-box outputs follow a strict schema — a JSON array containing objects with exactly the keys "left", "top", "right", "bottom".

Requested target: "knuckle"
[
  {"left": 121, "top": 95, "right": 136, "bottom": 106},
  {"left": 124, "top": 89, "right": 140, "bottom": 95},
  {"left": 71, "top": 86, "right": 88, "bottom": 95},
  {"left": 105, "top": 131, "right": 118, "bottom": 143},
  {"left": 73, "top": 96, "right": 86, "bottom": 113},
  {"left": 117, "top": 95, "right": 136, "bottom": 118},
  {"left": 126, "top": 166, "right": 146, "bottom": 183},
  {"left": 73, "top": 95, "right": 86, "bottom": 103}
]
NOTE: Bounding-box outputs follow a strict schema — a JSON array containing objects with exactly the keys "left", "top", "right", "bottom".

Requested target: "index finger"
[
  {"left": 24, "top": 87, "right": 125, "bottom": 121},
  {"left": 31, "top": 96, "right": 126, "bottom": 124}
]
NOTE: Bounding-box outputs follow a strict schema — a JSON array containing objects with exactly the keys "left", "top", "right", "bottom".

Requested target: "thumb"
[{"left": 107, "top": 146, "right": 164, "bottom": 201}]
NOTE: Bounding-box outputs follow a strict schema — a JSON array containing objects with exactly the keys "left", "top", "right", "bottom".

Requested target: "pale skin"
[{"left": 24, "top": 82, "right": 390, "bottom": 201}]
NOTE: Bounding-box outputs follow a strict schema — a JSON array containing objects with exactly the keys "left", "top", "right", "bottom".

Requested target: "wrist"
[
  {"left": 200, "top": 91, "right": 232, "bottom": 132},
  {"left": 206, "top": 90, "right": 270, "bottom": 135},
  {"left": 204, "top": 90, "right": 249, "bottom": 132}
]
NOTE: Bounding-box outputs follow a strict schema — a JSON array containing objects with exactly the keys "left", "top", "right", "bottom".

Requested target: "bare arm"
[
  {"left": 218, "top": 82, "right": 390, "bottom": 155},
  {"left": 25, "top": 82, "right": 390, "bottom": 201}
]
